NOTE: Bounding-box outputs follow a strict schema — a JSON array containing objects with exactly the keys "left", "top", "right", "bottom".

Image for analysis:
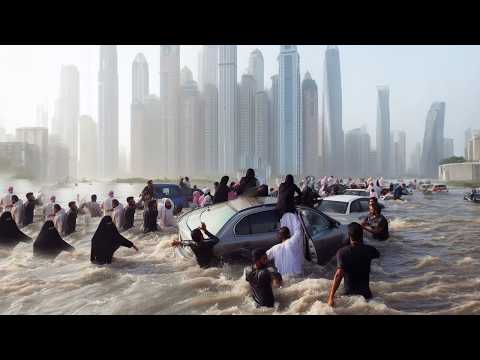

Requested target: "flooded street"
[{"left": 1, "top": 179, "right": 480, "bottom": 314}]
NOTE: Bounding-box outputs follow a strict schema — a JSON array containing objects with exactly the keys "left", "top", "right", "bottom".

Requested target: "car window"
[
  {"left": 235, "top": 210, "right": 280, "bottom": 236},
  {"left": 350, "top": 200, "right": 361, "bottom": 213},
  {"left": 300, "top": 209, "right": 330, "bottom": 237},
  {"left": 359, "top": 199, "right": 370, "bottom": 212},
  {"left": 318, "top": 200, "right": 348, "bottom": 214},
  {"left": 154, "top": 185, "right": 181, "bottom": 198}
]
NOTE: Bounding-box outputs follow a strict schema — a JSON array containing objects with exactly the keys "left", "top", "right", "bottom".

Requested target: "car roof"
[
  {"left": 153, "top": 183, "right": 180, "bottom": 188},
  {"left": 345, "top": 188, "right": 368, "bottom": 191},
  {"left": 226, "top": 196, "right": 277, "bottom": 211},
  {"left": 322, "top": 195, "right": 367, "bottom": 203}
]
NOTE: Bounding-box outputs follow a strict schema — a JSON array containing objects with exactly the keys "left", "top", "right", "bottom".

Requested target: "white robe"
[
  {"left": 43, "top": 202, "right": 56, "bottom": 220},
  {"left": 84, "top": 201, "right": 102, "bottom": 217},
  {"left": 102, "top": 197, "right": 114, "bottom": 216},
  {"left": 0, "top": 193, "right": 13, "bottom": 211},
  {"left": 54, "top": 209, "right": 67, "bottom": 236},
  {"left": 112, "top": 204, "right": 125, "bottom": 231},
  {"left": 266, "top": 213, "right": 304, "bottom": 277},
  {"left": 158, "top": 199, "right": 176, "bottom": 228},
  {"left": 12, "top": 200, "right": 24, "bottom": 227}
]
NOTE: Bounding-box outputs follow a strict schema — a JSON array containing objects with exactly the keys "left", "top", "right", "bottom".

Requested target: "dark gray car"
[{"left": 176, "top": 197, "right": 348, "bottom": 265}]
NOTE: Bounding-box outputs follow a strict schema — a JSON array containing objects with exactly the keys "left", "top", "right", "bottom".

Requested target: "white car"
[
  {"left": 343, "top": 189, "right": 370, "bottom": 197},
  {"left": 316, "top": 195, "right": 383, "bottom": 224}
]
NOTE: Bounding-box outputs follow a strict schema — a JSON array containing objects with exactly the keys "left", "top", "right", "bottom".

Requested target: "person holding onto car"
[
  {"left": 171, "top": 222, "right": 220, "bottom": 268},
  {"left": 266, "top": 225, "right": 304, "bottom": 278},
  {"left": 361, "top": 203, "right": 389, "bottom": 241}
]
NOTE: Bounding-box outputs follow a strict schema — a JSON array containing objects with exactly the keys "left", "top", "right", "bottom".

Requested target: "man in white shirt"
[
  {"left": 53, "top": 204, "right": 67, "bottom": 236},
  {"left": 101, "top": 191, "right": 115, "bottom": 216},
  {"left": 0, "top": 186, "right": 14, "bottom": 212},
  {"left": 266, "top": 212, "right": 305, "bottom": 278},
  {"left": 11, "top": 195, "right": 24, "bottom": 228},
  {"left": 81, "top": 194, "right": 102, "bottom": 218},
  {"left": 43, "top": 195, "right": 56, "bottom": 220},
  {"left": 112, "top": 199, "right": 125, "bottom": 231}
]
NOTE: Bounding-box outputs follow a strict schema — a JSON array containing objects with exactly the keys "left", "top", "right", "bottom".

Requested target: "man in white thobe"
[
  {"left": 112, "top": 199, "right": 125, "bottom": 231},
  {"left": 53, "top": 204, "right": 67, "bottom": 236},
  {"left": 43, "top": 196, "right": 56, "bottom": 220},
  {"left": 102, "top": 191, "right": 115, "bottom": 216},
  {"left": 11, "top": 195, "right": 24, "bottom": 228},
  {"left": 0, "top": 186, "right": 14, "bottom": 213}
]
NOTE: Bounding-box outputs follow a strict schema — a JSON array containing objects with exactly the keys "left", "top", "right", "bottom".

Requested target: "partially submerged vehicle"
[
  {"left": 423, "top": 184, "right": 448, "bottom": 195},
  {"left": 316, "top": 195, "right": 384, "bottom": 224},
  {"left": 343, "top": 189, "right": 370, "bottom": 197},
  {"left": 464, "top": 190, "right": 480, "bottom": 203},
  {"left": 153, "top": 183, "right": 189, "bottom": 214},
  {"left": 176, "top": 197, "right": 348, "bottom": 266}
]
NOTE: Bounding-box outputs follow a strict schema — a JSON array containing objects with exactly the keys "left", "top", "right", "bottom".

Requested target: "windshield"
[
  {"left": 318, "top": 200, "right": 348, "bottom": 214},
  {"left": 186, "top": 204, "right": 236, "bottom": 235}
]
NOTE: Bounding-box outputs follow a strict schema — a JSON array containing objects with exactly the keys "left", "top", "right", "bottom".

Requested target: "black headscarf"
[
  {"left": 90, "top": 216, "right": 134, "bottom": 265},
  {"left": 237, "top": 169, "right": 258, "bottom": 196},
  {"left": 276, "top": 174, "right": 302, "bottom": 217},
  {"left": 33, "top": 220, "right": 74, "bottom": 258},
  {"left": 0, "top": 211, "right": 31, "bottom": 248},
  {"left": 143, "top": 200, "right": 158, "bottom": 233},
  {"left": 213, "top": 176, "right": 230, "bottom": 204}
]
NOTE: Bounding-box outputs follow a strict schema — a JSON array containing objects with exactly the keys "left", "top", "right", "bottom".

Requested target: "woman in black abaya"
[
  {"left": 33, "top": 220, "right": 75, "bottom": 259},
  {"left": 90, "top": 216, "right": 139, "bottom": 265},
  {"left": 0, "top": 211, "right": 31, "bottom": 249}
]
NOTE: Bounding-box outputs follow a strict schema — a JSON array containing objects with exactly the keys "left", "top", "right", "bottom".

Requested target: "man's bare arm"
[{"left": 327, "top": 268, "right": 344, "bottom": 307}]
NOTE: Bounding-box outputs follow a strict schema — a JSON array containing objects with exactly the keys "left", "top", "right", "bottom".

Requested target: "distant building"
[
  {"left": 439, "top": 162, "right": 480, "bottom": 181},
  {"left": 78, "top": 116, "right": 97, "bottom": 179},
  {"left": 421, "top": 102, "right": 446, "bottom": 179},
  {"left": 443, "top": 138, "right": 454, "bottom": 159},
  {"left": 198, "top": 45, "right": 218, "bottom": 92},
  {"left": 132, "top": 53, "right": 149, "bottom": 104},
  {"left": 15, "top": 127, "right": 49, "bottom": 180},
  {"left": 47, "top": 136, "right": 69, "bottom": 181},
  {"left": 268, "top": 75, "right": 279, "bottom": 175},
  {"left": 98, "top": 45, "right": 119, "bottom": 179},
  {"left": 278, "top": 45, "right": 302, "bottom": 176},
  {"left": 254, "top": 91, "right": 269, "bottom": 170},
  {"left": 465, "top": 128, "right": 472, "bottom": 159},
  {"left": 248, "top": 49, "right": 264, "bottom": 92},
  {"left": 321, "top": 46, "right": 344, "bottom": 176},
  {"left": 392, "top": 130, "right": 406, "bottom": 177},
  {"left": 202, "top": 84, "right": 218, "bottom": 175},
  {"left": 142, "top": 96, "right": 163, "bottom": 178},
  {"left": 0, "top": 142, "right": 42, "bottom": 180},
  {"left": 408, "top": 142, "right": 422, "bottom": 176},
  {"left": 376, "top": 86, "right": 391, "bottom": 176},
  {"left": 302, "top": 72, "right": 319, "bottom": 176},
  {"left": 345, "top": 128, "right": 370, "bottom": 177},
  {"left": 238, "top": 74, "right": 256, "bottom": 169}
]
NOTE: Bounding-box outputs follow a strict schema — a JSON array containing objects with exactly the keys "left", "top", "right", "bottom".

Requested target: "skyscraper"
[
  {"left": 302, "top": 72, "right": 319, "bottom": 176},
  {"left": 98, "top": 45, "right": 119, "bottom": 178},
  {"left": 465, "top": 128, "right": 472, "bottom": 159},
  {"left": 321, "top": 46, "right": 344, "bottom": 176},
  {"left": 132, "top": 53, "right": 149, "bottom": 104},
  {"left": 78, "top": 115, "right": 97, "bottom": 179},
  {"left": 160, "top": 45, "right": 180, "bottom": 177},
  {"left": 198, "top": 45, "right": 218, "bottom": 92},
  {"left": 278, "top": 45, "right": 302, "bottom": 176},
  {"left": 203, "top": 84, "right": 218, "bottom": 175},
  {"left": 408, "top": 142, "right": 422, "bottom": 176},
  {"left": 269, "top": 75, "right": 279, "bottom": 175},
  {"left": 218, "top": 45, "right": 237, "bottom": 175},
  {"left": 238, "top": 74, "right": 256, "bottom": 169},
  {"left": 248, "top": 49, "right": 264, "bottom": 92},
  {"left": 254, "top": 91, "right": 269, "bottom": 170},
  {"left": 443, "top": 138, "right": 454, "bottom": 159},
  {"left": 55, "top": 65, "right": 79, "bottom": 179},
  {"left": 376, "top": 86, "right": 391, "bottom": 176},
  {"left": 344, "top": 128, "right": 370, "bottom": 177},
  {"left": 421, "top": 102, "right": 446, "bottom": 178},
  {"left": 142, "top": 96, "right": 162, "bottom": 178},
  {"left": 392, "top": 130, "right": 406, "bottom": 176}
]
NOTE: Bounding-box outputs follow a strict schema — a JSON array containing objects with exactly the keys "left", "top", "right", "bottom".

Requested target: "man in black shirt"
[
  {"left": 23, "top": 192, "right": 36, "bottom": 226},
  {"left": 171, "top": 222, "right": 219, "bottom": 268},
  {"left": 327, "top": 222, "right": 380, "bottom": 307},
  {"left": 124, "top": 197, "right": 136, "bottom": 230},
  {"left": 64, "top": 201, "right": 78, "bottom": 236},
  {"left": 245, "top": 249, "right": 283, "bottom": 308},
  {"left": 361, "top": 204, "right": 389, "bottom": 240}
]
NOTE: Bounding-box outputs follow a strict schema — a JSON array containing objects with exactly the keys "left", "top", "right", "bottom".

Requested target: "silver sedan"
[{"left": 176, "top": 197, "right": 348, "bottom": 265}]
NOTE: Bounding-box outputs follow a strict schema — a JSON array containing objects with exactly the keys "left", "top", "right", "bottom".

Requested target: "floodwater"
[{"left": 1, "top": 179, "right": 480, "bottom": 315}]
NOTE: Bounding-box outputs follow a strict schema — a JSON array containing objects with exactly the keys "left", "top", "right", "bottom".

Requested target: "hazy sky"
[{"left": 1, "top": 45, "right": 479, "bottom": 161}]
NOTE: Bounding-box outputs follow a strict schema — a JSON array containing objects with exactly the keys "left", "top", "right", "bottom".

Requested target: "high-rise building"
[
  {"left": 203, "top": 84, "right": 218, "bottom": 175},
  {"left": 47, "top": 135, "right": 69, "bottom": 181},
  {"left": 254, "top": 91, "right": 269, "bottom": 169},
  {"left": 15, "top": 127, "right": 49, "bottom": 180},
  {"left": 268, "top": 75, "right": 279, "bottom": 175},
  {"left": 376, "top": 86, "right": 391, "bottom": 176},
  {"left": 408, "top": 142, "right": 422, "bottom": 176},
  {"left": 160, "top": 45, "right": 181, "bottom": 177},
  {"left": 443, "top": 138, "right": 454, "bottom": 159},
  {"left": 198, "top": 45, "right": 218, "bottom": 92},
  {"left": 248, "top": 49, "right": 264, "bottom": 92},
  {"left": 421, "top": 102, "right": 446, "bottom": 178},
  {"left": 98, "top": 45, "right": 119, "bottom": 179},
  {"left": 142, "top": 96, "right": 162, "bottom": 178},
  {"left": 321, "top": 45, "right": 344, "bottom": 176},
  {"left": 392, "top": 130, "right": 406, "bottom": 177},
  {"left": 344, "top": 128, "right": 370, "bottom": 177},
  {"left": 132, "top": 53, "right": 149, "bottom": 104},
  {"left": 278, "top": 45, "right": 302, "bottom": 176},
  {"left": 465, "top": 128, "right": 472, "bottom": 159},
  {"left": 467, "top": 130, "right": 480, "bottom": 161},
  {"left": 218, "top": 45, "right": 237, "bottom": 175},
  {"left": 78, "top": 115, "right": 97, "bottom": 179},
  {"left": 181, "top": 74, "right": 203, "bottom": 175},
  {"left": 238, "top": 74, "right": 256, "bottom": 169},
  {"left": 302, "top": 71, "right": 319, "bottom": 176},
  {"left": 54, "top": 65, "right": 79, "bottom": 179},
  {"left": 0, "top": 142, "right": 42, "bottom": 180}
]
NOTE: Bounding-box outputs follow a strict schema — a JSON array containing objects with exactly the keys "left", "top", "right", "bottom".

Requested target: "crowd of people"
[{"left": 0, "top": 169, "right": 400, "bottom": 310}]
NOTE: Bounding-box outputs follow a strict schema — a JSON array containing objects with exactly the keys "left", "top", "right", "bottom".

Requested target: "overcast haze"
[{"left": 1, "top": 45, "right": 479, "bottom": 160}]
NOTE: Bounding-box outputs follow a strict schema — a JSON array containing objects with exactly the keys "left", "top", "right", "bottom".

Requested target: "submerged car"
[
  {"left": 316, "top": 195, "right": 384, "bottom": 224},
  {"left": 153, "top": 183, "right": 189, "bottom": 214},
  {"left": 176, "top": 197, "right": 348, "bottom": 266},
  {"left": 464, "top": 190, "right": 480, "bottom": 203},
  {"left": 343, "top": 189, "right": 370, "bottom": 197},
  {"left": 423, "top": 184, "right": 448, "bottom": 194}
]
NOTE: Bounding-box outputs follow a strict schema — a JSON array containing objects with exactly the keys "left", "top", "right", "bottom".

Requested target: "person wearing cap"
[
  {"left": 171, "top": 221, "right": 220, "bottom": 268},
  {"left": 101, "top": 191, "right": 115, "bottom": 216},
  {"left": 327, "top": 222, "right": 380, "bottom": 307},
  {"left": 0, "top": 186, "right": 15, "bottom": 212},
  {"left": 246, "top": 248, "right": 283, "bottom": 308}
]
